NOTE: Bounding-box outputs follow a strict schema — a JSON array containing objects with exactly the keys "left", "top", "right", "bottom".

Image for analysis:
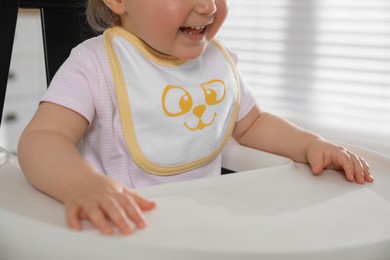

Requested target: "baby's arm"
[
  {"left": 18, "top": 102, "right": 156, "bottom": 235},
  {"left": 232, "top": 104, "right": 374, "bottom": 184}
]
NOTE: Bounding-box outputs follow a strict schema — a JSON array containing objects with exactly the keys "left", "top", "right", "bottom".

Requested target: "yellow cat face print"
[{"left": 162, "top": 80, "right": 226, "bottom": 131}]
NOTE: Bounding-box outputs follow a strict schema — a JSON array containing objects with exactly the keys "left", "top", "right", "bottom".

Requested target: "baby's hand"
[
  {"left": 305, "top": 139, "right": 374, "bottom": 184},
  {"left": 64, "top": 178, "right": 156, "bottom": 235}
]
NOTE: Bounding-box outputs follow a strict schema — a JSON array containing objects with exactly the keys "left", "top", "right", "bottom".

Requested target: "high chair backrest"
[
  {"left": 20, "top": 0, "right": 99, "bottom": 85},
  {"left": 0, "top": 0, "right": 98, "bottom": 123},
  {"left": 0, "top": 0, "right": 20, "bottom": 124}
]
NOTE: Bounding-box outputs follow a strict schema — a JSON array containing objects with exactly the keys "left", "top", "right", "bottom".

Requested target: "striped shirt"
[{"left": 41, "top": 35, "right": 257, "bottom": 188}]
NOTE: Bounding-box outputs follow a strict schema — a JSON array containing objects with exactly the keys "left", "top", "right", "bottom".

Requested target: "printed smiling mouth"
[
  {"left": 180, "top": 26, "right": 207, "bottom": 35},
  {"left": 184, "top": 112, "right": 217, "bottom": 131}
]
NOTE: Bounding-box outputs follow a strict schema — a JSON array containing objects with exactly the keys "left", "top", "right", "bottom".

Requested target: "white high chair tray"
[{"left": 0, "top": 143, "right": 389, "bottom": 260}]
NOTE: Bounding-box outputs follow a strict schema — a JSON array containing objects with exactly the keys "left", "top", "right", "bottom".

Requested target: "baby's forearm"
[
  {"left": 18, "top": 129, "right": 109, "bottom": 203},
  {"left": 233, "top": 107, "right": 322, "bottom": 163}
]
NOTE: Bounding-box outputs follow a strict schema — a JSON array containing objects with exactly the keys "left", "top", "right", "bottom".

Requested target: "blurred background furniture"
[
  {"left": 0, "top": 0, "right": 97, "bottom": 154},
  {"left": 0, "top": 0, "right": 20, "bottom": 124}
]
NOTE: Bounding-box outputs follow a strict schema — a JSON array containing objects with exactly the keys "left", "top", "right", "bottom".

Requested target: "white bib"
[{"left": 104, "top": 27, "right": 240, "bottom": 175}]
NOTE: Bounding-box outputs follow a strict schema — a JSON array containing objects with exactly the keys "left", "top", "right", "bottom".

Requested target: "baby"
[{"left": 18, "top": 0, "right": 373, "bottom": 235}]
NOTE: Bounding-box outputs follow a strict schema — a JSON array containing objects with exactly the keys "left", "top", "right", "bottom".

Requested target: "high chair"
[{"left": 1, "top": 1, "right": 390, "bottom": 259}]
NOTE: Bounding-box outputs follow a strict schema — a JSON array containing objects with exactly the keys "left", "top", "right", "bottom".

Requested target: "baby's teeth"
[
  {"left": 181, "top": 26, "right": 206, "bottom": 35},
  {"left": 191, "top": 26, "right": 205, "bottom": 30}
]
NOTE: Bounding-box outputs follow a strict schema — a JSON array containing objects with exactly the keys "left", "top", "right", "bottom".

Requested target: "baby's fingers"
[
  {"left": 66, "top": 202, "right": 114, "bottom": 235},
  {"left": 355, "top": 155, "right": 374, "bottom": 183},
  {"left": 66, "top": 203, "right": 83, "bottom": 231},
  {"left": 344, "top": 151, "right": 363, "bottom": 183},
  {"left": 120, "top": 192, "right": 156, "bottom": 229},
  {"left": 100, "top": 194, "right": 156, "bottom": 234},
  {"left": 100, "top": 198, "right": 133, "bottom": 235},
  {"left": 118, "top": 196, "right": 148, "bottom": 230},
  {"left": 128, "top": 192, "right": 156, "bottom": 211},
  {"left": 83, "top": 202, "right": 114, "bottom": 235},
  {"left": 331, "top": 150, "right": 374, "bottom": 184},
  {"left": 363, "top": 165, "right": 374, "bottom": 183},
  {"left": 343, "top": 151, "right": 374, "bottom": 184},
  {"left": 307, "top": 146, "right": 374, "bottom": 184}
]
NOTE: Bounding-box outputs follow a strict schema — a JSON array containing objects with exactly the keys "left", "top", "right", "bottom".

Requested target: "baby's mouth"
[{"left": 180, "top": 26, "right": 206, "bottom": 35}]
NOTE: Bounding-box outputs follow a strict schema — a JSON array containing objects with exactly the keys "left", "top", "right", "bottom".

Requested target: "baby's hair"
[{"left": 86, "top": 0, "right": 121, "bottom": 32}]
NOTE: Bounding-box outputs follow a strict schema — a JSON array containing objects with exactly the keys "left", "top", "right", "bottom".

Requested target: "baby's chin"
[
  {"left": 171, "top": 46, "right": 210, "bottom": 61},
  {"left": 176, "top": 52, "right": 205, "bottom": 61},
  {"left": 147, "top": 39, "right": 211, "bottom": 62}
]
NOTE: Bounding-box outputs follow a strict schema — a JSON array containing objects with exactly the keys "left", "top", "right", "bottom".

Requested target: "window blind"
[{"left": 218, "top": 0, "right": 390, "bottom": 156}]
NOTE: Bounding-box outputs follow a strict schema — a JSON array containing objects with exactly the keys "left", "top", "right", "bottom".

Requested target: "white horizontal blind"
[{"left": 218, "top": 0, "right": 390, "bottom": 156}]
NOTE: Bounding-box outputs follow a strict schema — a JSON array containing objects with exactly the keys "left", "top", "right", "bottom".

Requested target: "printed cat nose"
[{"left": 193, "top": 104, "right": 206, "bottom": 118}]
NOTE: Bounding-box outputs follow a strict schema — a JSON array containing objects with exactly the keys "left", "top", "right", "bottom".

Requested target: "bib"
[{"left": 104, "top": 27, "right": 240, "bottom": 175}]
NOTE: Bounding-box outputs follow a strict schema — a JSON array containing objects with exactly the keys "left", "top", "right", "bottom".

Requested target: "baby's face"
[{"left": 120, "top": 0, "right": 228, "bottom": 60}]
